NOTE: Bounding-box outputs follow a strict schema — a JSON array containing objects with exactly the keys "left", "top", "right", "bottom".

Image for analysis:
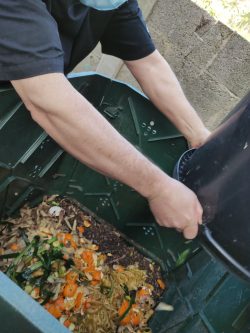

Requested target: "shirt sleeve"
[{"left": 0, "top": 0, "right": 64, "bottom": 81}]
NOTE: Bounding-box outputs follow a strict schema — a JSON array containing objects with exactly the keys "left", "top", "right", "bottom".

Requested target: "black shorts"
[{"left": 0, "top": 0, "right": 155, "bottom": 81}]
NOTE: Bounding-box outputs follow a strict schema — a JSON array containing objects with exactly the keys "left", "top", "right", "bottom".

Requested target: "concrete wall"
[{"left": 73, "top": 0, "right": 250, "bottom": 129}]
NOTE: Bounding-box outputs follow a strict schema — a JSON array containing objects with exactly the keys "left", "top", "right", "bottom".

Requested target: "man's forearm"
[
  {"left": 126, "top": 51, "right": 210, "bottom": 147},
  {"left": 12, "top": 73, "right": 167, "bottom": 199}
]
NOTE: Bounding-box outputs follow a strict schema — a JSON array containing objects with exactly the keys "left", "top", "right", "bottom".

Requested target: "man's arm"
[
  {"left": 125, "top": 50, "right": 210, "bottom": 148},
  {"left": 12, "top": 73, "right": 202, "bottom": 239}
]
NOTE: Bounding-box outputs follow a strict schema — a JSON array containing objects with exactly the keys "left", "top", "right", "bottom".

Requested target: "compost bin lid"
[{"left": 174, "top": 92, "right": 250, "bottom": 282}]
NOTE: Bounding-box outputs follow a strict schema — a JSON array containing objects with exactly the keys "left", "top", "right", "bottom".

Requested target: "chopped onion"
[
  {"left": 155, "top": 302, "right": 174, "bottom": 312},
  {"left": 49, "top": 206, "right": 63, "bottom": 217}
]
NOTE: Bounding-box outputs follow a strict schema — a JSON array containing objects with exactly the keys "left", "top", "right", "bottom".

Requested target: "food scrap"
[{"left": 0, "top": 196, "right": 166, "bottom": 333}]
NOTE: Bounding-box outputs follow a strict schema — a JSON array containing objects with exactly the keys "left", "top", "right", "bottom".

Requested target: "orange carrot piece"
[
  {"left": 45, "top": 304, "right": 62, "bottom": 319},
  {"left": 81, "top": 250, "right": 94, "bottom": 266},
  {"left": 131, "top": 311, "right": 141, "bottom": 326},
  {"left": 33, "top": 287, "right": 40, "bottom": 297},
  {"left": 10, "top": 243, "right": 19, "bottom": 252},
  {"left": 74, "top": 292, "right": 83, "bottom": 310},
  {"left": 118, "top": 299, "right": 130, "bottom": 317},
  {"left": 90, "top": 280, "right": 99, "bottom": 286},
  {"left": 120, "top": 314, "right": 131, "bottom": 326},
  {"left": 64, "top": 319, "right": 71, "bottom": 328},
  {"left": 63, "top": 283, "right": 78, "bottom": 298},
  {"left": 136, "top": 288, "right": 150, "bottom": 299},
  {"left": 54, "top": 297, "right": 66, "bottom": 311},
  {"left": 57, "top": 233, "right": 65, "bottom": 243},
  {"left": 77, "top": 226, "right": 85, "bottom": 234},
  {"left": 92, "top": 270, "right": 101, "bottom": 281},
  {"left": 157, "top": 279, "right": 166, "bottom": 289},
  {"left": 66, "top": 271, "right": 79, "bottom": 284},
  {"left": 83, "top": 301, "right": 91, "bottom": 310},
  {"left": 64, "top": 233, "right": 73, "bottom": 240}
]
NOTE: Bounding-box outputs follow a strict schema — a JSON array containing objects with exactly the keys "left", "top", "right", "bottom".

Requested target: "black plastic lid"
[{"left": 174, "top": 92, "right": 250, "bottom": 282}]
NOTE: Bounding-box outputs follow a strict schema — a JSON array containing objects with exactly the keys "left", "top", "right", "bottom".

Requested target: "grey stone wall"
[{"left": 74, "top": 0, "right": 250, "bottom": 129}]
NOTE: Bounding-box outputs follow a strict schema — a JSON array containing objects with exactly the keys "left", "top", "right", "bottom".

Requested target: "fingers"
[
  {"left": 155, "top": 206, "right": 202, "bottom": 238},
  {"left": 181, "top": 200, "right": 202, "bottom": 238},
  {"left": 176, "top": 201, "right": 202, "bottom": 238},
  {"left": 196, "top": 200, "right": 203, "bottom": 225},
  {"left": 148, "top": 177, "right": 203, "bottom": 240},
  {"left": 189, "top": 128, "right": 211, "bottom": 148},
  {"left": 183, "top": 223, "right": 199, "bottom": 239}
]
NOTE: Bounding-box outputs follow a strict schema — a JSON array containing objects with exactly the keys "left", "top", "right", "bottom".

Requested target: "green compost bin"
[{"left": 0, "top": 73, "right": 249, "bottom": 333}]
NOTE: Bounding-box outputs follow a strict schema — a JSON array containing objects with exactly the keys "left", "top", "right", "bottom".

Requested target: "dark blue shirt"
[{"left": 0, "top": 0, "right": 155, "bottom": 80}]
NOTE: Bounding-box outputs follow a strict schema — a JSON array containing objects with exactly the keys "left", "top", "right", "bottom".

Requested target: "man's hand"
[
  {"left": 147, "top": 177, "right": 202, "bottom": 239},
  {"left": 189, "top": 127, "right": 211, "bottom": 148}
]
